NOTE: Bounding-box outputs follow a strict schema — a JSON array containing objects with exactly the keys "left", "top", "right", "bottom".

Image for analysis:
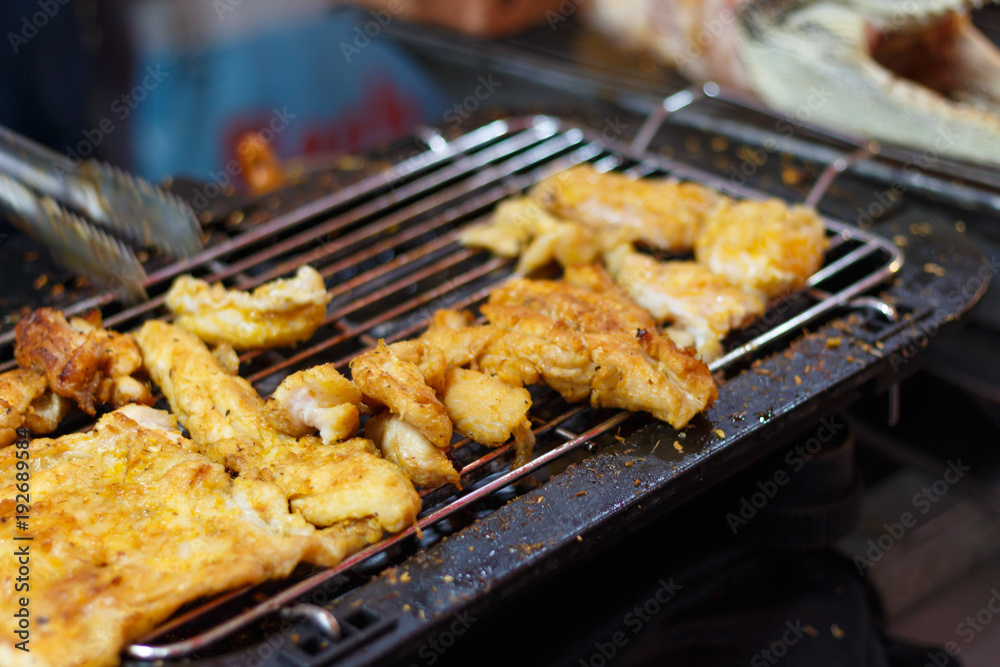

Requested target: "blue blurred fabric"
[
  {"left": 1, "top": 4, "right": 447, "bottom": 183},
  {"left": 131, "top": 9, "right": 448, "bottom": 182}
]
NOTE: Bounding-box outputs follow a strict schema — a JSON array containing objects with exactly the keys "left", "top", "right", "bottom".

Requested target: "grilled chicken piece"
[
  {"left": 137, "top": 321, "right": 420, "bottom": 533},
  {"left": 695, "top": 198, "right": 827, "bottom": 300},
  {"left": 586, "top": 329, "right": 717, "bottom": 425},
  {"left": 0, "top": 368, "right": 48, "bottom": 446},
  {"left": 442, "top": 367, "right": 536, "bottom": 468},
  {"left": 604, "top": 246, "right": 766, "bottom": 361},
  {"left": 14, "top": 307, "right": 153, "bottom": 415},
  {"left": 530, "top": 165, "right": 723, "bottom": 252},
  {"left": 490, "top": 264, "right": 658, "bottom": 335},
  {"left": 460, "top": 196, "right": 603, "bottom": 273},
  {"left": 421, "top": 320, "right": 596, "bottom": 402},
  {"left": 265, "top": 364, "right": 363, "bottom": 444},
  {"left": 365, "top": 411, "right": 460, "bottom": 487},
  {"left": 165, "top": 265, "right": 331, "bottom": 350},
  {"left": 0, "top": 405, "right": 385, "bottom": 667},
  {"left": 589, "top": 0, "right": 1000, "bottom": 166},
  {"left": 22, "top": 391, "right": 73, "bottom": 435},
  {"left": 482, "top": 279, "right": 717, "bottom": 427},
  {"left": 350, "top": 341, "right": 453, "bottom": 449},
  {"left": 212, "top": 342, "right": 240, "bottom": 374},
  {"left": 383, "top": 339, "right": 450, "bottom": 394},
  {"left": 424, "top": 313, "right": 594, "bottom": 442}
]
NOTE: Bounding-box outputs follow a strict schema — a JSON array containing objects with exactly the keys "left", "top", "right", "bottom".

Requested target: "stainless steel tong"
[{"left": 0, "top": 124, "right": 203, "bottom": 303}]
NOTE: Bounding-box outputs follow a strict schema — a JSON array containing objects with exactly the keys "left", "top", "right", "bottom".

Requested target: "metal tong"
[{"left": 0, "top": 124, "right": 203, "bottom": 303}]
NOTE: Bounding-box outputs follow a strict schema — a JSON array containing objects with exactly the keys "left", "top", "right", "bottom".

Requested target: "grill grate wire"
[{"left": 0, "top": 113, "right": 901, "bottom": 662}]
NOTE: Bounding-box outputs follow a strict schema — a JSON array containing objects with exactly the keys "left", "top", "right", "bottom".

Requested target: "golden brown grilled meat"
[
  {"left": 695, "top": 198, "right": 827, "bottom": 300},
  {"left": 265, "top": 363, "right": 362, "bottom": 444},
  {"left": 137, "top": 321, "right": 420, "bottom": 533},
  {"left": 22, "top": 391, "right": 73, "bottom": 436},
  {"left": 14, "top": 308, "right": 153, "bottom": 415},
  {"left": 604, "top": 246, "right": 766, "bottom": 361},
  {"left": 0, "top": 405, "right": 379, "bottom": 667},
  {"left": 212, "top": 342, "right": 240, "bottom": 374},
  {"left": 489, "top": 265, "right": 657, "bottom": 335},
  {"left": 0, "top": 368, "right": 47, "bottom": 446},
  {"left": 441, "top": 367, "right": 536, "bottom": 468},
  {"left": 365, "top": 411, "right": 460, "bottom": 488},
  {"left": 585, "top": 329, "right": 717, "bottom": 426},
  {"left": 349, "top": 341, "right": 452, "bottom": 449},
  {"left": 350, "top": 340, "right": 460, "bottom": 486},
  {"left": 165, "top": 265, "right": 331, "bottom": 350},
  {"left": 420, "top": 319, "right": 595, "bottom": 402},
  {"left": 460, "top": 197, "right": 603, "bottom": 273},
  {"left": 383, "top": 339, "right": 450, "bottom": 395},
  {"left": 530, "top": 164, "right": 723, "bottom": 252},
  {"left": 482, "top": 278, "right": 717, "bottom": 427}
]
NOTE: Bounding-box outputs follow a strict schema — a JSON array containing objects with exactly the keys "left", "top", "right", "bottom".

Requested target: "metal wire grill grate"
[{"left": 5, "top": 114, "right": 893, "bottom": 661}]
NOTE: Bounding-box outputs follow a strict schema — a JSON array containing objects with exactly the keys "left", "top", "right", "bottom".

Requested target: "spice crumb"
[
  {"left": 923, "top": 262, "right": 946, "bottom": 277},
  {"left": 804, "top": 625, "right": 819, "bottom": 638},
  {"left": 716, "top": 429, "right": 725, "bottom": 438},
  {"left": 831, "top": 624, "right": 845, "bottom": 639},
  {"left": 825, "top": 337, "right": 841, "bottom": 349},
  {"left": 673, "top": 441, "right": 683, "bottom": 452},
  {"left": 633, "top": 479, "right": 641, "bottom": 487},
  {"left": 573, "top": 491, "right": 586, "bottom": 498},
  {"left": 794, "top": 375, "right": 802, "bottom": 386},
  {"left": 576, "top": 535, "right": 583, "bottom": 542},
  {"left": 443, "top": 575, "right": 454, "bottom": 583},
  {"left": 400, "top": 572, "right": 411, "bottom": 583},
  {"left": 33, "top": 275, "right": 48, "bottom": 289}
]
